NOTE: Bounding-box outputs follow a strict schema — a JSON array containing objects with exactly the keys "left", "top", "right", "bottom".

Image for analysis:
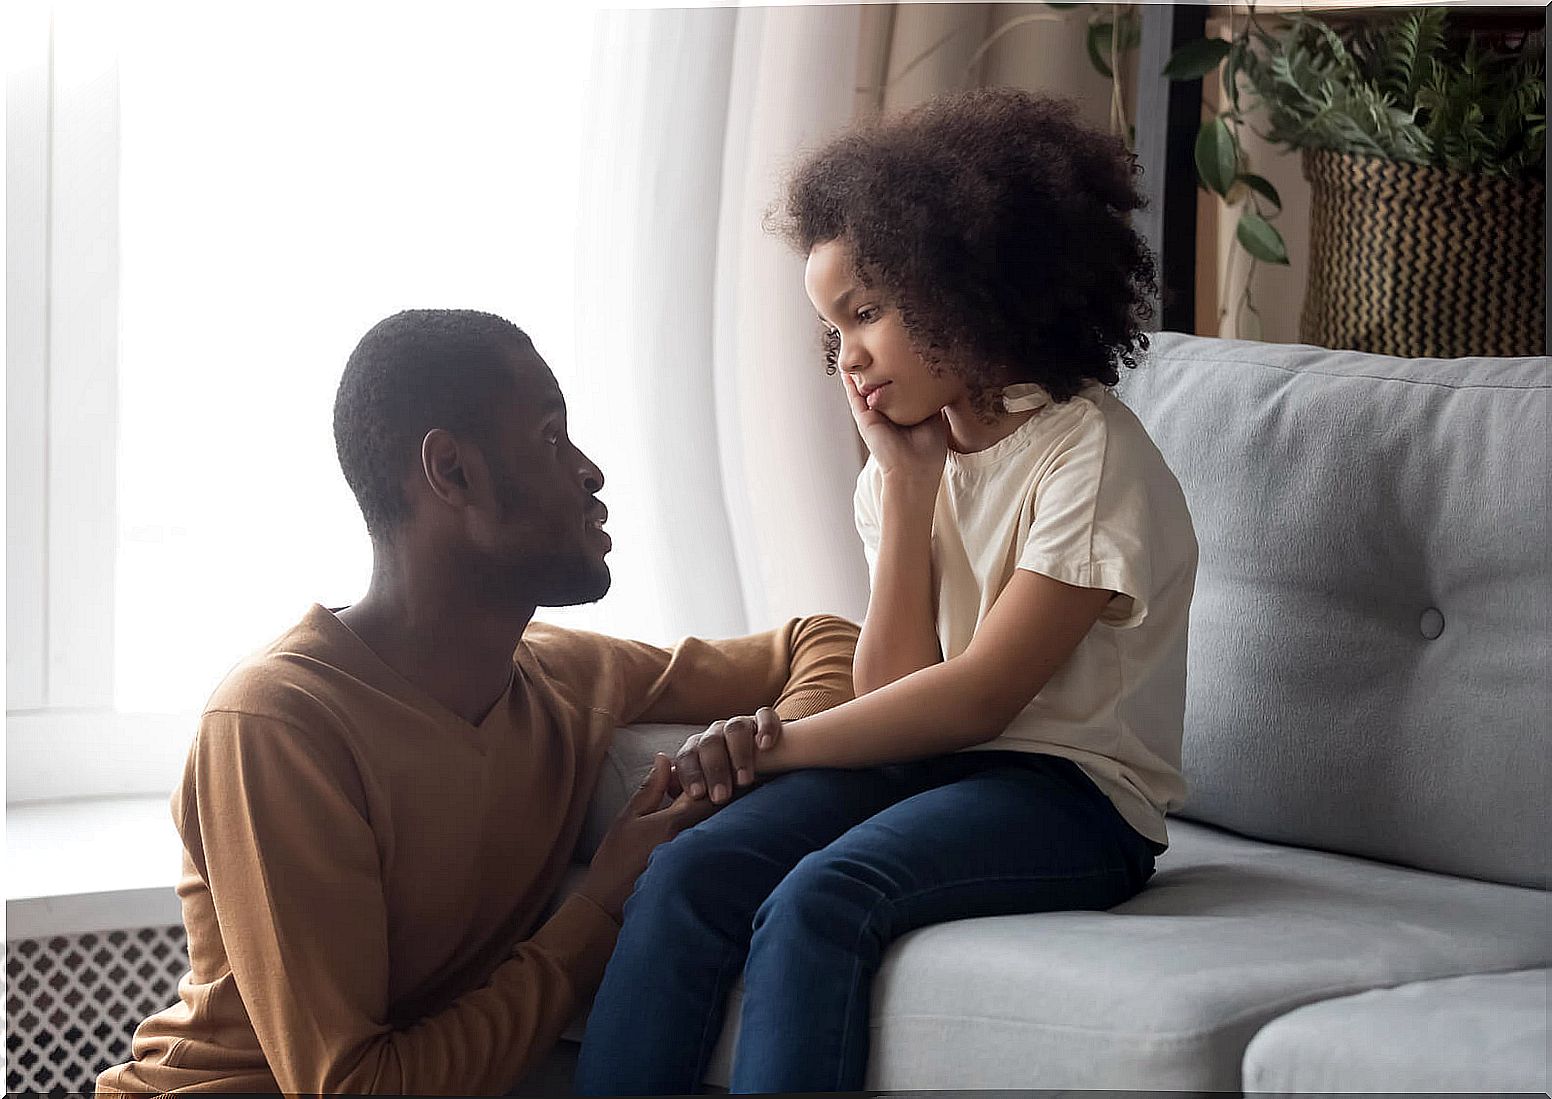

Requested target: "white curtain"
[
  {"left": 570, "top": 6, "right": 871, "bottom": 643},
  {"left": 713, "top": 6, "right": 872, "bottom": 631}
]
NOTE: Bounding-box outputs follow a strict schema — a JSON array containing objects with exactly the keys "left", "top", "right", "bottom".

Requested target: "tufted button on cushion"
[{"left": 1118, "top": 335, "right": 1550, "bottom": 890}]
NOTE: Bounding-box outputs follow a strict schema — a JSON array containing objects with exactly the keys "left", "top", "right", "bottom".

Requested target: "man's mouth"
[{"left": 586, "top": 504, "right": 610, "bottom": 548}]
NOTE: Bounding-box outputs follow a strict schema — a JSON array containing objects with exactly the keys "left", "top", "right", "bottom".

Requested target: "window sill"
[{"left": 6, "top": 795, "right": 184, "bottom": 940}]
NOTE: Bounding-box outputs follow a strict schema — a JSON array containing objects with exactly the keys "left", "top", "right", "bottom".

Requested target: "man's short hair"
[{"left": 333, "top": 309, "right": 532, "bottom": 539}]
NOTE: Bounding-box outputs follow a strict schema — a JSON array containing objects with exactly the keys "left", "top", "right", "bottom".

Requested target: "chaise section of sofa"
[
  {"left": 862, "top": 823, "right": 1548, "bottom": 1091},
  {"left": 1241, "top": 968, "right": 1550, "bottom": 1093},
  {"left": 528, "top": 335, "right": 1549, "bottom": 1094}
]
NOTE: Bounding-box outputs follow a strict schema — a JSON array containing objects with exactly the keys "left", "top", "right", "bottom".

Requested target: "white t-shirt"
[{"left": 854, "top": 382, "right": 1197, "bottom": 844}]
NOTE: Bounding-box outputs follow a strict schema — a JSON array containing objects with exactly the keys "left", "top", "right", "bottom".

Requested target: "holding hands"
[
  {"left": 579, "top": 754, "right": 718, "bottom": 918},
  {"left": 580, "top": 706, "right": 787, "bottom": 917},
  {"left": 673, "top": 707, "right": 783, "bottom": 805}
]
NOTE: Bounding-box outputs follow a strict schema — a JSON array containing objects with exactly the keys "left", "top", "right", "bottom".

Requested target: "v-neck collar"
[{"left": 309, "top": 604, "right": 518, "bottom": 738}]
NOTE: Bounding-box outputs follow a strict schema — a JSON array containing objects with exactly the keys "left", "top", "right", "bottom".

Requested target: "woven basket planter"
[{"left": 1300, "top": 147, "right": 1545, "bottom": 358}]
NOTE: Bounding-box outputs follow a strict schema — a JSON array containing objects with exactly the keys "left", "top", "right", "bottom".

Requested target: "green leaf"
[
  {"left": 1239, "top": 173, "right": 1283, "bottom": 211},
  {"left": 1086, "top": 17, "right": 1142, "bottom": 79},
  {"left": 1223, "top": 38, "right": 1247, "bottom": 111},
  {"left": 1164, "top": 38, "right": 1232, "bottom": 81},
  {"left": 1239, "top": 160, "right": 1281, "bottom": 195},
  {"left": 1221, "top": 7, "right": 1544, "bottom": 177},
  {"left": 1115, "top": 13, "right": 1142, "bottom": 51},
  {"left": 1195, "top": 117, "right": 1239, "bottom": 196},
  {"left": 1236, "top": 213, "right": 1289, "bottom": 265},
  {"left": 1087, "top": 22, "right": 1114, "bottom": 78}
]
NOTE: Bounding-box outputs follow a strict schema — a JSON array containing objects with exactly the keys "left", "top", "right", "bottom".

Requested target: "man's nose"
[{"left": 578, "top": 449, "right": 604, "bottom": 494}]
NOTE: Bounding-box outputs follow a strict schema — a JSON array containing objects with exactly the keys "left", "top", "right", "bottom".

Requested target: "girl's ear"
[{"left": 421, "top": 428, "right": 476, "bottom": 508}]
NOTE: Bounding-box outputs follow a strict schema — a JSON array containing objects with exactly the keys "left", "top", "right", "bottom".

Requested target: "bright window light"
[{"left": 115, "top": 2, "right": 598, "bottom": 713}]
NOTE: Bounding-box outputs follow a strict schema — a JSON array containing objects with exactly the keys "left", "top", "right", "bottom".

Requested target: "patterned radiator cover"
[{"left": 6, "top": 926, "right": 188, "bottom": 1093}]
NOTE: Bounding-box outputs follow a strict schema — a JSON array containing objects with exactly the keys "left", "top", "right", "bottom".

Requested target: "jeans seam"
[
  {"left": 827, "top": 862, "right": 1137, "bottom": 1091},
  {"left": 693, "top": 941, "right": 740, "bottom": 1087},
  {"left": 834, "top": 888, "right": 892, "bottom": 1091},
  {"left": 892, "top": 864, "right": 1134, "bottom": 906}
]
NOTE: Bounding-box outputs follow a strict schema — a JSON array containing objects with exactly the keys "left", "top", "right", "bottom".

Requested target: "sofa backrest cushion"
[{"left": 1119, "top": 334, "right": 1549, "bottom": 889}]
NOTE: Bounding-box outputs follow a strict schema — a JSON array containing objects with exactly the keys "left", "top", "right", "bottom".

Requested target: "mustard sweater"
[{"left": 98, "top": 604, "right": 857, "bottom": 1094}]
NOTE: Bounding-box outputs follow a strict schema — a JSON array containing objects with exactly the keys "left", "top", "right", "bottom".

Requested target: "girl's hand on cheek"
[{"left": 842, "top": 373, "right": 948, "bottom": 490}]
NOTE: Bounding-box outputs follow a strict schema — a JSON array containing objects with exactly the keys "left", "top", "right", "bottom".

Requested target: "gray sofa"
[{"left": 525, "top": 333, "right": 1550, "bottom": 1093}]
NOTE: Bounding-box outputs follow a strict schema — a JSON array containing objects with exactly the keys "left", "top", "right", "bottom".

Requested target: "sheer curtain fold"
[
  {"left": 712, "top": 5, "right": 872, "bottom": 630},
  {"left": 573, "top": 9, "right": 749, "bottom": 641},
  {"left": 579, "top": 6, "right": 872, "bottom": 640}
]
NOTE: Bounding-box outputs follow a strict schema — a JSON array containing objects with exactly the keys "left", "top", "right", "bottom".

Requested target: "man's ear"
[{"left": 420, "top": 428, "right": 483, "bottom": 509}]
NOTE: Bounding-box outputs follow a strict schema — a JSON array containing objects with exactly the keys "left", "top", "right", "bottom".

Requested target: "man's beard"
[
  {"left": 477, "top": 459, "right": 608, "bottom": 606},
  {"left": 465, "top": 542, "right": 611, "bottom": 610},
  {"left": 529, "top": 550, "right": 612, "bottom": 607}
]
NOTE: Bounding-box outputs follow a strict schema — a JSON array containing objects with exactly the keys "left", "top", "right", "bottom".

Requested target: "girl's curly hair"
[{"left": 771, "top": 87, "right": 1158, "bottom": 414}]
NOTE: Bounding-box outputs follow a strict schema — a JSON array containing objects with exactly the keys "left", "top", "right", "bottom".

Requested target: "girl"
[{"left": 576, "top": 87, "right": 1198, "bottom": 1095}]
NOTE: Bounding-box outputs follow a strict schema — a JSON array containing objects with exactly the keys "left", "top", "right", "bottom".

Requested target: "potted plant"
[
  {"left": 1224, "top": 8, "right": 1545, "bottom": 356},
  {"left": 1056, "top": 4, "right": 1544, "bottom": 355}
]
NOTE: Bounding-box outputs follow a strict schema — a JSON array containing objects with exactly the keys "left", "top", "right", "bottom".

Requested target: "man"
[{"left": 97, "top": 310, "right": 857, "bottom": 1094}]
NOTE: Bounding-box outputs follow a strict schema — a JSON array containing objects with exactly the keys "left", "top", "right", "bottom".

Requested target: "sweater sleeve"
[
  {"left": 187, "top": 710, "right": 618, "bottom": 1095},
  {"left": 525, "top": 614, "right": 859, "bottom": 725}
]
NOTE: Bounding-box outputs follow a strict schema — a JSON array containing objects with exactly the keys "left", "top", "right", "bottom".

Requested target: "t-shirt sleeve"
[
  {"left": 853, "top": 458, "right": 883, "bottom": 582},
  {"left": 1015, "top": 413, "right": 1153, "bottom": 629},
  {"left": 186, "top": 710, "right": 619, "bottom": 1094}
]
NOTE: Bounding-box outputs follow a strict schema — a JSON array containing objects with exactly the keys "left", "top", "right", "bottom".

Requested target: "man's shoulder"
[
  {"left": 202, "top": 610, "right": 361, "bottom": 733},
  {"left": 205, "top": 651, "right": 336, "bottom": 722},
  {"left": 515, "top": 620, "right": 655, "bottom": 722},
  {"left": 193, "top": 646, "right": 370, "bottom": 795},
  {"left": 519, "top": 620, "right": 634, "bottom": 680}
]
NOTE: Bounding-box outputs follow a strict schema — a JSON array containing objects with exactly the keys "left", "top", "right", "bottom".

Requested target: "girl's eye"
[
  {"left": 857, "top": 306, "right": 878, "bottom": 324},
  {"left": 545, "top": 429, "right": 563, "bottom": 448}
]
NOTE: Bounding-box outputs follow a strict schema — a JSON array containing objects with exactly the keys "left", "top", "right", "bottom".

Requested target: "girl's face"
[{"left": 804, "top": 239, "right": 966, "bottom": 427}]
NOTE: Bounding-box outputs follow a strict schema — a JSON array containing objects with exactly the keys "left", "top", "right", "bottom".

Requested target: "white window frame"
[{"left": 7, "top": 4, "right": 189, "bottom": 804}]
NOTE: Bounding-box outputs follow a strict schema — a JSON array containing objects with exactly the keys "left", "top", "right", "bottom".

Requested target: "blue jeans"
[{"left": 574, "top": 751, "right": 1160, "bottom": 1095}]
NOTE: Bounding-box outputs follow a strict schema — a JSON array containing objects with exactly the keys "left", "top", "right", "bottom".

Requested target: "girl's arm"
[
  {"left": 853, "top": 473, "right": 943, "bottom": 695},
  {"left": 758, "top": 569, "right": 1114, "bottom": 772},
  {"left": 842, "top": 371, "right": 950, "bottom": 695}
]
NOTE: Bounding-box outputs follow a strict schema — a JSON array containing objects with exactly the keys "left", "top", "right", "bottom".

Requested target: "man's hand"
[
  {"left": 577, "top": 754, "right": 716, "bottom": 920},
  {"left": 672, "top": 707, "right": 783, "bottom": 804}
]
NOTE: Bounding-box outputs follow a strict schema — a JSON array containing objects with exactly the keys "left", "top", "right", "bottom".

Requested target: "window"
[{"left": 7, "top": 2, "right": 657, "bottom": 801}]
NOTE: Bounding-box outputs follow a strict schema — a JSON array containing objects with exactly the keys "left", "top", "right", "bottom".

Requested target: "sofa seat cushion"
[
  {"left": 1242, "top": 968, "right": 1549, "bottom": 1093},
  {"left": 569, "top": 728, "right": 1548, "bottom": 1090},
  {"left": 687, "top": 820, "right": 1549, "bottom": 1091}
]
